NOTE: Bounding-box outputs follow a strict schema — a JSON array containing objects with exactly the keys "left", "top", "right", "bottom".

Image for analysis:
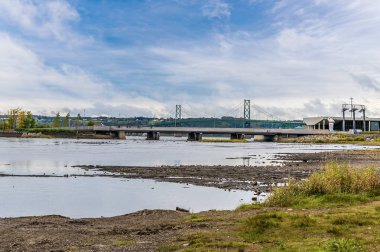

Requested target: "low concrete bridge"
[{"left": 65, "top": 126, "right": 329, "bottom": 141}]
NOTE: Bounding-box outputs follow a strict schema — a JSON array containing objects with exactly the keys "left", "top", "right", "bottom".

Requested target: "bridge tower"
[
  {"left": 243, "top": 99, "right": 251, "bottom": 128},
  {"left": 175, "top": 105, "right": 182, "bottom": 119},
  {"left": 175, "top": 105, "right": 181, "bottom": 127}
]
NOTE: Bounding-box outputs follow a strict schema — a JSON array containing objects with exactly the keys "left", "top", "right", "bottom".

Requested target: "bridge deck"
[{"left": 64, "top": 126, "right": 329, "bottom": 135}]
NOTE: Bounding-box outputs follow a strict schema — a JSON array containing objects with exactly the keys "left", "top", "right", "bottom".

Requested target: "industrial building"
[{"left": 303, "top": 116, "right": 380, "bottom": 132}]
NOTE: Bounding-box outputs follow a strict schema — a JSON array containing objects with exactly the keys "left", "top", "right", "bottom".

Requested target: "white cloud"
[
  {"left": 2, "top": 1, "right": 380, "bottom": 119},
  {"left": 0, "top": 33, "right": 166, "bottom": 116},
  {"left": 202, "top": 0, "right": 231, "bottom": 19},
  {"left": 143, "top": 1, "right": 380, "bottom": 118},
  {"left": 0, "top": 0, "right": 87, "bottom": 43}
]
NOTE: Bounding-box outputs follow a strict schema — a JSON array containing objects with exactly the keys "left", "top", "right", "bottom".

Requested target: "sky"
[{"left": 0, "top": 0, "right": 380, "bottom": 119}]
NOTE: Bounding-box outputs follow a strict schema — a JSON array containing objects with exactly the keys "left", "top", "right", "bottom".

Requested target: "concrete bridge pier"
[
  {"left": 117, "top": 131, "right": 126, "bottom": 139},
  {"left": 254, "top": 135, "right": 277, "bottom": 142},
  {"left": 231, "top": 133, "right": 245, "bottom": 140},
  {"left": 188, "top": 132, "right": 202, "bottom": 141},
  {"left": 147, "top": 131, "right": 160, "bottom": 140}
]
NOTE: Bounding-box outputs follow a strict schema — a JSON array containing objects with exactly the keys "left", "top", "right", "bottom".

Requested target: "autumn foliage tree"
[
  {"left": 5, "top": 108, "right": 36, "bottom": 129},
  {"left": 6, "top": 108, "right": 21, "bottom": 129}
]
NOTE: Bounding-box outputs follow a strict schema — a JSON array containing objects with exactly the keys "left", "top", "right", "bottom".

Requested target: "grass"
[
  {"left": 266, "top": 162, "right": 380, "bottom": 208},
  {"left": 325, "top": 238, "right": 364, "bottom": 252},
  {"left": 161, "top": 163, "right": 380, "bottom": 251},
  {"left": 186, "top": 214, "right": 211, "bottom": 223},
  {"left": 201, "top": 138, "right": 248, "bottom": 143},
  {"left": 169, "top": 201, "right": 380, "bottom": 251},
  {"left": 279, "top": 133, "right": 380, "bottom": 145},
  {"left": 112, "top": 240, "right": 136, "bottom": 246},
  {"left": 16, "top": 128, "right": 78, "bottom": 134},
  {"left": 238, "top": 206, "right": 379, "bottom": 250}
]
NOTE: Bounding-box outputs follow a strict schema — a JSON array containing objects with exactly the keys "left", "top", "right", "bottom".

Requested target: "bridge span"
[{"left": 65, "top": 126, "right": 329, "bottom": 141}]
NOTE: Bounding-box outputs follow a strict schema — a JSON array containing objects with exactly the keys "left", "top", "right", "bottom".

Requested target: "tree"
[
  {"left": 25, "top": 111, "right": 35, "bottom": 129},
  {"left": 52, "top": 112, "right": 61, "bottom": 128},
  {"left": 75, "top": 113, "right": 81, "bottom": 127},
  {"left": 6, "top": 108, "right": 21, "bottom": 129},
  {"left": 17, "top": 111, "right": 26, "bottom": 129},
  {"left": 87, "top": 121, "right": 95, "bottom": 126},
  {"left": 63, "top": 113, "right": 70, "bottom": 127}
]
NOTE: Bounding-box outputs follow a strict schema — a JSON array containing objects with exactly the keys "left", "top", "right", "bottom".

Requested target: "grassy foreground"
[
  {"left": 161, "top": 163, "right": 380, "bottom": 251},
  {"left": 279, "top": 132, "right": 380, "bottom": 145}
]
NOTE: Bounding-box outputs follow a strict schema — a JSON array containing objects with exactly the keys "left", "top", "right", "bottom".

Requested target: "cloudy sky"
[{"left": 0, "top": 0, "right": 380, "bottom": 119}]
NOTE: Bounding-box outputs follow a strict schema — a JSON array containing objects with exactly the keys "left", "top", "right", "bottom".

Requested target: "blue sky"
[{"left": 1, "top": 0, "right": 380, "bottom": 119}]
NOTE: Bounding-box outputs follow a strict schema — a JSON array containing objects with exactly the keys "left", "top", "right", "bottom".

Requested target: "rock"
[{"left": 175, "top": 207, "right": 189, "bottom": 212}]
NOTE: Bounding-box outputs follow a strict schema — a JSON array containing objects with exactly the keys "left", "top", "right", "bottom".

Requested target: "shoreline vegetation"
[
  {"left": 279, "top": 132, "right": 380, "bottom": 145},
  {"left": 1, "top": 161, "right": 380, "bottom": 251}
]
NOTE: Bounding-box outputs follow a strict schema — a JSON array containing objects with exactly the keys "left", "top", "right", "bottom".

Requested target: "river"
[{"left": 0, "top": 137, "right": 375, "bottom": 218}]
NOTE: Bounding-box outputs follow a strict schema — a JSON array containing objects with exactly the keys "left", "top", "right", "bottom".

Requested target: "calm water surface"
[{"left": 0, "top": 137, "right": 376, "bottom": 218}]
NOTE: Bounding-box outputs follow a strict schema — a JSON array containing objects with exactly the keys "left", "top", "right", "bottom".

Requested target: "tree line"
[{"left": 1, "top": 109, "right": 93, "bottom": 130}]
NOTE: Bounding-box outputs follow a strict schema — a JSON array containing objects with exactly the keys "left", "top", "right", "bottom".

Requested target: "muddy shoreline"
[
  {"left": 2, "top": 149, "right": 380, "bottom": 251},
  {"left": 0, "top": 150, "right": 380, "bottom": 251},
  {"left": 72, "top": 149, "right": 380, "bottom": 191},
  {"left": 2, "top": 149, "right": 380, "bottom": 192}
]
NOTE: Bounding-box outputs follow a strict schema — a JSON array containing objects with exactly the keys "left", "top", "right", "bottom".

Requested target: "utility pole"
[
  {"left": 342, "top": 99, "right": 366, "bottom": 132},
  {"left": 243, "top": 99, "right": 251, "bottom": 128},
  {"left": 342, "top": 104, "right": 349, "bottom": 131},
  {"left": 360, "top": 105, "right": 366, "bottom": 132},
  {"left": 350, "top": 97, "right": 353, "bottom": 118}
]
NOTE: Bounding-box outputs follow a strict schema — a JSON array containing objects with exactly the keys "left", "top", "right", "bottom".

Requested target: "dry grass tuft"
[{"left": 266, "top": 163, "right": 380, "bottom": 207}]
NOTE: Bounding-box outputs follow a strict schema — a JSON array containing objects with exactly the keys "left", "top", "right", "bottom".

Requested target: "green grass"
[
  {"left": 186, "top": 214, "right": 211, "bottom": 223},
  {"left": 325, "top": 238, "right": 364, "bottom": 252},
  {"left": 162, "top": 163, "right": 380, "bottom": 251},
  {"left": 236, "top": 203, "right": 262, "bottom": 211},
  {"left": 158, "top": 245, "right": 182, "bottom": 251},
  {"left": 112, "top": 240, "right": 135, "bottom": 246},
  {"left": 241, "top": 212, "right": 284, "bottom": 242},
  {"left": 280, "top": 133, "right": 380, "bottom": 145},
  {"left": 170, "top": 200, "right": 380, "bottom": 251}
]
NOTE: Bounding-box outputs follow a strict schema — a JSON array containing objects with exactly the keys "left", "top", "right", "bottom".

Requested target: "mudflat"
[{"left": 74, "top": 149, "right": 380, "bottom": 191}]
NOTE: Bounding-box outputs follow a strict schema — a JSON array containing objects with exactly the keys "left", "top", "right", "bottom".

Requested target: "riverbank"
[
  {"left": 279, "top": 132, "right": 380, "bottom": 145},
  {"left": 2, "top": 148, "right": 380, "bottom": 251},
  {"left": 0, "top": 129, "right": 115, "bottom": 139},
  {"left": 1, "top": 187, "right": 379, "bottom": 251}
]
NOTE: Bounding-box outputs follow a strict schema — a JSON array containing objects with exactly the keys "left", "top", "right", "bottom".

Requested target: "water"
[
  {"left": 0, "top": 137, "right": 375, "bottom": 176},
  {"left": 0, "top": 137, "right": 376, "bottom": 218},
  {"left": 0, "top": 177, "right": 252, "bottom": 218}
]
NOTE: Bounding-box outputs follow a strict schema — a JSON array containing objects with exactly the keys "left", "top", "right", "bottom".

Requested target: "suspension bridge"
[
  {"left": 66, "top": 125, "right": 328, "bottom": 141},
  {"left": 63, "top": 99, "right": 329, "bottom": 141}
]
